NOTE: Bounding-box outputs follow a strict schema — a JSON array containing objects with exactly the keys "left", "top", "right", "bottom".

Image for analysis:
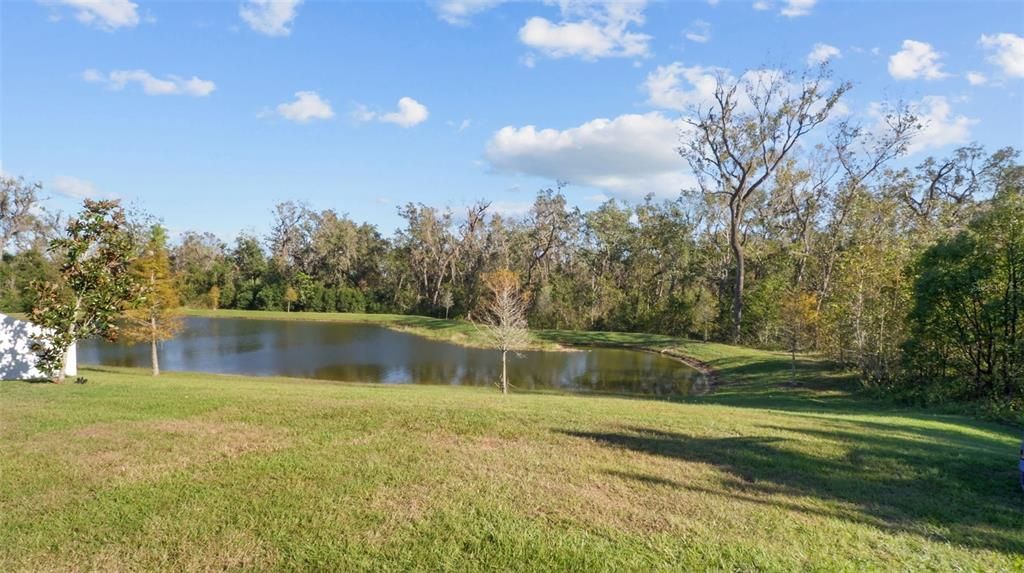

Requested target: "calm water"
[{"left": 78, "top": 317, "right": 704, "bottom": 397}]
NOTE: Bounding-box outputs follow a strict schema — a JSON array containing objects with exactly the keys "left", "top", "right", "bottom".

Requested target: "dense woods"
[{"left": 1, "top": 67, "right": 1021, "bottom": 413}]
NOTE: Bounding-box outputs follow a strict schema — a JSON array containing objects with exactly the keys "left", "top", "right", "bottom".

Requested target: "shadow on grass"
[{"left": 561, "top": 423, "right": 1024, "bottom": 556}]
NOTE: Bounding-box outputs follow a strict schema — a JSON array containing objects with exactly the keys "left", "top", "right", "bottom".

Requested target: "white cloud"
[
  {"left": 44, "top": 0, "right": 139, "bottom": 30},
  {"left": 354, "top": 97, "right": 429, "bottom": 128},
  {"left": 684, "top": 20, "right": 711, "bottom": 43},
  {"left": 979, "top": 33, "right": 1024, "bottom": 78},
  {"left": 898, "top": 96, "right": 977, "bottom": 154},
  {"left": 276, "top": 91, "right": 334, "bottom": 122},
  {"left": 51, "top": 175, "right": 107, "bottom": 199},
  {"left": 433, "top": 0, "right": 503, "bottom": 25},
  {"left": 485, "top": 112, "right": 692, "bottom": 200},
  {"left": 585, "top": 193, "right": 611, "bottom": 203},
  {"left": 382, "top": 97, "right": 429, "bottom": 127},
  {"left": 751, "top": 0, "right": 816, "bottom": 16},
  {"left": 643, "top": 64, "right": 836, "bottom": 122},
  {"left": 351, "top": 104, "right": 376, "bottom": 123},
  {"left": 780, "top": 0, "right": 816, "bottom": 17},
  {"left": 518, "top": 1, "right": 651, "bottom": 61},
  {"left": 888, "top": 40, "right": 948, "bottom": 80},
  {"left": 644, "top": 62, "right": 726, "bottom": 111},
  {"left": 448, "top": 119, "right": 472, "bottom": 132},
  {"left": 83, "top": 69, "right": 216, "bottom": 96},
  {"left": 966, "top": 71, "right": 988, "bottom": 86},
  {"left": 807, "top": 43, "right": 840, "bottom": 65},
  {"left": 240, "top": 0, "right": 302, "bottom": 37}
]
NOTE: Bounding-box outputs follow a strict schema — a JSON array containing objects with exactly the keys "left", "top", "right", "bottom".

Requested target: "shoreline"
[{"left": 180, "top": 308, "right": 723, "bottom": 382}]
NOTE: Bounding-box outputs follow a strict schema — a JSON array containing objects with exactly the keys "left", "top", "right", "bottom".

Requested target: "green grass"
[
  {"left": 3, "top": 356, "right": 1023, "bottom": 571},
  {"left": 182, "top": 307, "right": 555, "bottom": 350}
]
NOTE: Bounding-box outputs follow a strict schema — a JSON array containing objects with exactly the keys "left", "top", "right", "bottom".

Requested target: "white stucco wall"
[{"left": 0, "top": 313, "right": 77, "bottom": 381}]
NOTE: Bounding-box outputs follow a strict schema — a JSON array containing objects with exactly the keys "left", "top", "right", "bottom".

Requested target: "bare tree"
[
  {"left": 440, "top": 288, "right": 454, "bottom": 319},
  {"left": 813, "top": 106, "right": 919, "bottom": 314},
  {"left": 679, "top": 64, "right": 851, "bottom": 342},
  {"left": 268, "top": 201, "right": 311, "bottom": 276},
  {"left": 480, "top": 269, "right": 530, "bottom": 394},
  {"left": 1, "top": 176, "right": 44, "bottom": 255}
]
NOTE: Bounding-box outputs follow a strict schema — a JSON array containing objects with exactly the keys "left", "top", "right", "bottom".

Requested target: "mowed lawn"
[{"left": 2, "top": 345, "right": 1023, "bottom": 571}]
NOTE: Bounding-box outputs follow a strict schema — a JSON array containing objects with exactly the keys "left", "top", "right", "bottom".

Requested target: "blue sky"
[{"left": 2, "top": 0, "right": 1022, "bottom": 239}]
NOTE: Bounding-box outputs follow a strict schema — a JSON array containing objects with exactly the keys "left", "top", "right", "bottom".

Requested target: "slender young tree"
[
  {"left": 121, "top": 225, "right": 183, "bottom": 376},
  {"left": 30, "top": 200, "right": 138, "bottom": 382},
  {"left": 481, "top": 269, "right": 530, "bottom": 394},
  {"left": 440, "top": 289, "right": 454, "bottom": 319},
  {"left": 780, "top": 290, "right": 819, "bottom": 384},
  {"left": 207, "top": 285, "right": 221, "bottom": 309},
  {"left": 284, "top": 286, "right": 298, "bottom": 312}
]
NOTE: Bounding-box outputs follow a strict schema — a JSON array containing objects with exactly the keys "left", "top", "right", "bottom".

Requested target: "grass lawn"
[
  {"left": 3, "top": 334, "right": 1023, "bottom": 572},
  {"left": 3, "top": 310, "right": 1023, "bottom": 570}
]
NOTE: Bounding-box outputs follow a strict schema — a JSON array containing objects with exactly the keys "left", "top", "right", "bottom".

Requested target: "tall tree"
[
  {"left": 268, "top": 201, "right": 311, "bottom": 279},
  {"left": 679, "top": 65, "right": 851, "bottom": 341},
  {"left": 171, "top": 231, "right": 228, "bottom": 306},
  {"left": 0, "top": 175, "right": 44, "bottom": 255},
  {"left": 30, "top": 200, "right": 139, "bottom": 382},
  {"left": 121, "top": 225, "right": 183, "bottom": 376},
  {"left": 904, "top": 163, "right": 1023, "bottom": 404}
]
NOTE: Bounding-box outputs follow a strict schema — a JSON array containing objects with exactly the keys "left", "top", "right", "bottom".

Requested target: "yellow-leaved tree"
[
  {"left": 122, "top": 225, "right": 183, "bottom": 376},
  {"left": 780, "top": 290, "right": 820, "bottom": 385}
]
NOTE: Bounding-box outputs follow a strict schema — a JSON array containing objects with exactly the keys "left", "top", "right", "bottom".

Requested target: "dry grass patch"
[{"left": 25, "top": 419, "right": 290, "bottom": 484}]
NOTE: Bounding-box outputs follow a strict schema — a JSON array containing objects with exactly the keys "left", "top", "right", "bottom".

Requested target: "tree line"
[{"left": 1, "top": 65, "right": 1021, "bottom": 413}]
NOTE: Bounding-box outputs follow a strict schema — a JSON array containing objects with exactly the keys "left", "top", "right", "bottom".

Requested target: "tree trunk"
[
  {"left": 55, "top": 312, "right": 80, "bottom": 384},
  {"left": 729, "top": 215, "right": 745, "bottom": 343},
  {"left": 791, "top": 345, "right": 797, "bottom": 384},
  {"left": 55, "top": 350, "right": 67, "bottom": 384},
  {"left": 501, "top": 350, "right": 508, "bottom": 394},
  {"left": 150, "top": 315, "right": 160, "bottom": 376}
]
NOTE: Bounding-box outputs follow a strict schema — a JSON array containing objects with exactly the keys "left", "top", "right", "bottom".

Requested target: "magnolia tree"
[
  {"left": 30, "top": 200, "right": 138, "bottom": 382},
  {"left": 120, "top": 225, "right": 183, "bottom": 376},
  {"left": 481, "top": 269, "right": 530, "bottom": 394}
]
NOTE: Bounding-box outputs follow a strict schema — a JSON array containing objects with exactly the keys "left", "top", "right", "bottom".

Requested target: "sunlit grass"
[{"left": 2, "top": 362, "right": 1022, "bottom": 571}]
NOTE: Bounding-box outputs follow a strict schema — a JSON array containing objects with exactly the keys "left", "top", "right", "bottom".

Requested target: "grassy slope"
[
  {"left": 3, "top": 359, "right": 1023, "bottom": 570},
  {"left": 182, "top": 308, "right": 532, "bottom": 350}
]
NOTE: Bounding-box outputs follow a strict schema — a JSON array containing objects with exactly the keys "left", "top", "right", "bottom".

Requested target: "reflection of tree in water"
[
  {"left": 563, "top": 349, "right": 700, "bottom": 397},
  {"left": 80, "top": 317, "right": 704, "bottom": 397},
  {"left": 311, "top": 363, "right": 387, "bottom": 382}
]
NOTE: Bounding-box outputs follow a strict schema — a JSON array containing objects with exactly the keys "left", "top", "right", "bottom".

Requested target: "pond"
[{"left": 77, "top": 317, "right": 705, "bottom": 397}]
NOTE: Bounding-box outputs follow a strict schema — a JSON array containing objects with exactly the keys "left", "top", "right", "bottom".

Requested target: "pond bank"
[{"left": 179, "top": 308, "right": 814, "bottom": 390}]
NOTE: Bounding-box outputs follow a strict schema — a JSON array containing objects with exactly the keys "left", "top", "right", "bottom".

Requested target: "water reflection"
[{"left": 78, "top": 317, "right": 703, "bottom": 397}]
